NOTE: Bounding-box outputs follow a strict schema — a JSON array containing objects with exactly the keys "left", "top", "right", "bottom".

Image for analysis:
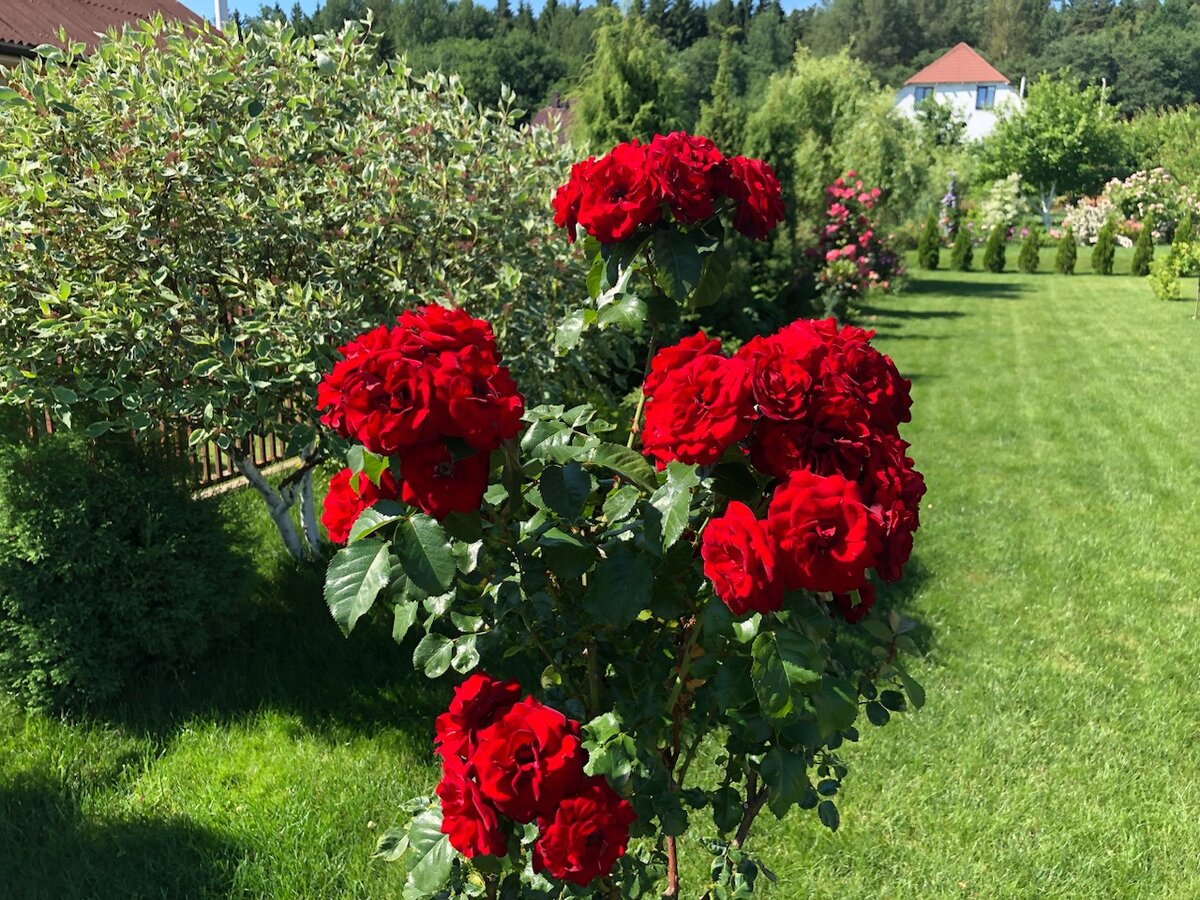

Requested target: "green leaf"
[
  {"left": 191, "top": 358, "right": 221, "bottom": 378},
  {"left": 688, "top": 244, "right": 731, "bottom": 309},
  {"left": 585, "top": 443, "right": 657, "bottom": 492},
  {"left": 602, "top": 485, "right": 640, "bottom": 522},
  {"left": 539, "top": 528, "right": 596, "bottom": 580},
  {"left": 762, "top": 746, "right": 808, "bottom": 819},
  {"left": 646, "top": 462, "right": 701, "bottom": 552},
  {"left": 712, "top": 786, "right": 742, "bottom": 833},
  {"left": 395, "top": 515, "right": 456, "bottom": 595},
  {"left": 596, "top": 294, "right": 647, "bottom": 330},
  {"left": 540, "top": 461, "right": 592, "bottom": 519},
  {"left": 314, "top": 52, "right": 335, "bottom": 75},
  {"left": 650, "top": 229, "right": 703, "bottom": 301},
  {"left": 452, "top": 634, "right": 480, "bottom": 673},
  {"left": 324, "top": 540, "right": 393, "bottom": 636},
  {"left": 392, "top": 600, "right": 419, "bottom": 644},
  {"left": 83, "top": 421, "right": 113, "bottom": 438},
  {"left": 812, "top": 678, "right": 859, "bottom": 738},
  {"left": 898, "top": 670, "right": 926, "bottom": 709},
  {"left": 50, "top": 386, "right": 77, "bottom": 405},
  {"left": 413, "top": 633, "right": 454, "bottom": 678},
  {"left": 710, "top": 462, "right": 760, "bottom": 503},
  {"left": 204, "top": 70, "right": 236, "bottom": 85},
  {"left": 348, "top": 505, "right": 404, "bottom": 542},
  {"left": 403, "top": 809, "right": 455, "bottom": 899},
  {"left": 751, "top": 630, "right": 822, "bottom": 720},
  {"left": 817, "top": 799, "right": 840, "bottom": 832},
  {"left": 0, "top": 86, "right": 27, "bottom": 106},
  {"left": 555, "top": 308, "right": 588, "bottom": 352},
  {"left": 585, "top": 543, "right": 653, "bottom": 629}
]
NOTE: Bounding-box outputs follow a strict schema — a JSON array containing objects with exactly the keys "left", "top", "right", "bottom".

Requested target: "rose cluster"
[
  {"left": 551, "top": 132, "right": 785, "bottom": 245},
  {"left": 317, "top": 305, "right": 524, "bottom": 529},
  {"left": 642, "top": 319, "right": 925, "bottom": 623},
  {"left": 809, "top": 172, "right": 902, "bottom": 297},
  {"left": 433, "top": 674, "right": 637, "bottom": 887}
]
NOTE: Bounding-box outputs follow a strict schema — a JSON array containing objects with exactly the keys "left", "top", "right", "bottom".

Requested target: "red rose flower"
[
  {"left": 724, "top": 155, "right": 785, "bottom": 240},
  {"left": 395, "top": 305, "right": 496, "bottom": 356},
  {"left": 859, "top": 435, "right": 925, "bottom": 583},
  {"left": 577, "top": 140, "right": 661, "bottom": 244},
  {"left": 748, "top": 413, "right": 871, "bottom": 481},
  {"left": 701, "top": 501, "right": 783, "bottom": 616},
  {"left": 437, "top": 346, "right": 525, "bottom": 452},
  {"left": 436, "top": 758, "right": 509, "bottom": 858},
  {"left": 320, "top": 467, "right": 400, "bottom": 544},
  {"left": 737, "top": 323, "right": 827, "bottom": 420},
  {"left": 552, "top": 157, "right": 597, "bottom": 243},
  {"left": 832, "top": 582, "right": 877, "bottom": 624},
  {"left": 532, "top": 777, "right": 637, "bottom": 886},
  {"left": 641, "top": 353, "right": 755, "bottom": 468},
  {"left": 472, "top": 697, "right": 587, "bottom": 822},
  {"left": 316, "top": 325, "right": 397, "bottom": 438},
  {"left": 647, "top": 131, "right": 725, "bottom": 223},
  {"left": 434, "top": 673, "right": 522, "bottom": 764},
  {"left": 767, "top": 469, "right": 878, "bottom": 593},
  {"left": 399, "top": 441, "right": 491, "bottom": 520},
  {"left": 341, "top": 350, "right": 442, "bottom": 455},
  {"left": 644, "top": 330, "right": 723, "bottom": 397}
]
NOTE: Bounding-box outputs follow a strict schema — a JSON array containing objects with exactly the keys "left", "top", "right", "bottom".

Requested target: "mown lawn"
[{"left": 4, "top": 255, "right": 1200, "bottom": 898}]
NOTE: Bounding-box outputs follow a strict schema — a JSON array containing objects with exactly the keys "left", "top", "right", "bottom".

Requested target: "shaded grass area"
[
  {"left": 6, "top": 256, "right": 1200, "bottom": 897},
  {"left": 0, "top": 485, "right": 443, "bottom": 899},
  {"left": 750, "top": 261, "right": 1200, "bottom": 898}
]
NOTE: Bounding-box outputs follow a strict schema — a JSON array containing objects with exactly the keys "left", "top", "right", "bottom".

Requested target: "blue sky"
[{"left": 181, "top": 0, "right": 820, "bottom": 21}]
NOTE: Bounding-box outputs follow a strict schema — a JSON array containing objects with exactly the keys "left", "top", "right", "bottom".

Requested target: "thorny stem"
[
  {"left": 664, "top": 835, "right": 679, "bottom": 898},
  {"left": 732, "top": 772, "right": 770, "bottom": 850},
  {"left": 626, "top": 319, "right": 660, "bottom": 448},
  {"left": 664, "top": 617, "right": 702, "bottom": 717},
  {"left": 586, "top": 638, "right": 603, "bottom": 717}
]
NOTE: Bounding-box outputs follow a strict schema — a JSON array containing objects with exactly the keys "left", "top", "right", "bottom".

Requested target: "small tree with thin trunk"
[{"left": 982, "top": 71, "right": 1124, "bottom": 230}]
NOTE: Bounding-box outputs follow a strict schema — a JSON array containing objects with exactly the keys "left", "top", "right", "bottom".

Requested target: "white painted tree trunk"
[
  {"left": 1039, "top": 181, "right": 1056, "bottom": 231},
  {"left": 232, "top": 450, "right": 307, "bottom": 561}
]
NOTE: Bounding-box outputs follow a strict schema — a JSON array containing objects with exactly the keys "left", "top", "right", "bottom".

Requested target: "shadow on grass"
[
  {"left": 897, "top": 277, "right": 1028, "bottom": 300},
  {"left": 102, "top": 557, "right": 447, "bottom": 747},
  {"left": 0, "top": 773, "right": 239, "bottom": 900}
]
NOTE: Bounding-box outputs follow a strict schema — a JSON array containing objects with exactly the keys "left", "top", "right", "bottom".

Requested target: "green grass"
[{"left": 5, "top": 257, "right": 1200, "bottom": 897}]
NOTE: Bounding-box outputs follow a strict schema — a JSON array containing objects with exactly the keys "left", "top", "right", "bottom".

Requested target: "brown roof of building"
[
  {"left": 905, "top": 42, "right": 1010, "bottom": 86},
  {"left": 0, "top": 0, "right": 202, "bottom": 52}
]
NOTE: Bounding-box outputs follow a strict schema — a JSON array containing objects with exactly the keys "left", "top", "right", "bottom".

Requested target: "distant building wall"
[{"left": 894, "top": 82, "right": 1021, "bottom": 141}]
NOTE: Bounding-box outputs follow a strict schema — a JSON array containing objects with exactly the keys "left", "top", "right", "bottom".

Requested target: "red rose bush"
[{"left": 322, "top": 135, "right": 925, "bottom": 899}]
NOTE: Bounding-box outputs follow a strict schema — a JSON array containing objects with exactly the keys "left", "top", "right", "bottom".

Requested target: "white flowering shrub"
[{"left": 978, "top": 174, "right": 1026, "bottom": 235}]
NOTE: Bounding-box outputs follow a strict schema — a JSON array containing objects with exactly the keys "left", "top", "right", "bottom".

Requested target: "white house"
[{"left": 894, "top": 43, "right": 1021, "bottom": 141}]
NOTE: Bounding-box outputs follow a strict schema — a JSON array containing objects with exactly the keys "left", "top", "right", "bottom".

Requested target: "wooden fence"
[{"left": 26, "top": 408, "right": 292, "bottom": 490}]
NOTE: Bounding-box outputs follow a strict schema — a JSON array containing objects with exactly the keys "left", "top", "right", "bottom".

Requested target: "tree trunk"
[
  {"left": 298, "top": 465, "right": 321, "bottom": 556},
  {"left": 1039, "top": 182, "right": 1055, "bottom": 231},
  {"left": 232, "top": 449, "right": 308, "bottom": 561}
]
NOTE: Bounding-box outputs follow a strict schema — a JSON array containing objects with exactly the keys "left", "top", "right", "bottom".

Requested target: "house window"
[
  {"left": 914, "top": 86, "right": 934, "bottom": 104},
  {"left": 976, "top": 85, "right": 996, "bottom": 111}
]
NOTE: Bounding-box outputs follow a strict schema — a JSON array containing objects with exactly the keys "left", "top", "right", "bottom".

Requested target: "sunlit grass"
[{"left": 4, "top": 257, "right": 1200, "bottom": 897}]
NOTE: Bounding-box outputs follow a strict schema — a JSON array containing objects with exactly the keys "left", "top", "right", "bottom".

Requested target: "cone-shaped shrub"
[
  {"left": 1018, "top": 228, "right": 1041, "bottom": 273},
  {"left": 917, "top": 212, "right": 940, "bottom": 270},
  {"left": 1055, "top": 226, "right": 1077, "bottom": 274},
  {"left": 983, "top": 224, "right": 1006, "bottom": 273},
  {"left": 950, "top": 226, "right": 973, "bottom": 271},
  {"left": 1131, "top": 223, "right": 1154, "bottom": 277},
  {"left": 1092, "top": 220, "right": 1116, "bottom": 275}
]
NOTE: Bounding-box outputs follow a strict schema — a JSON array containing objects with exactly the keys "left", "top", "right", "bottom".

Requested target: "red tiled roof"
[
  {"left": 905, "top": 43, "right": 1009, "bottom": 86},
  {"left": 0, "top": 0, "right": 202, "bottom": 51}
]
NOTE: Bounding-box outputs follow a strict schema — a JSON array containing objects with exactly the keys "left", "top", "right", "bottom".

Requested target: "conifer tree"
[
  {"left": 1131, "top": 222, "right": 1154, "bottom": 277},
  {"left": 697, "top": 29, "right": 745, "bottom": 152},
  {"left": 950, "top": 225, "right": 973, "bottom": 271},
  {"left": 1091, "top": 220, "right": 1116, "bottom": 275},
  {"left": 1018, "top": 227, "right": 1041, "bottom": 273},
  {"left": 1055, "top": 226, "right": 1077, "bottom": 274},
  {"left": 917, "top": 211, "right": 940, "bottom": 270},
  {"left": 983, "top": 224, "right": 1007, "bottom": 273}
]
